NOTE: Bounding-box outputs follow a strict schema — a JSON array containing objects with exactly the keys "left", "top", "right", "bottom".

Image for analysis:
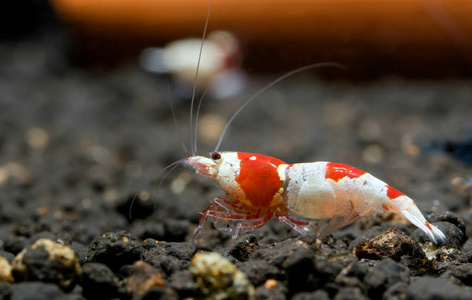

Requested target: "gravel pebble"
[
  {"left": 440, "top": 263, "right": 472, "bottom": 287},
  {"left": 9, "top": 282, "right": 83, "bottom": 300},
  {"left": 364, "top": 258, "right": 409, "bottom": 298},
  {"left": 141, "top": 239, "right": 197, "bottom": 262},
  {"left": 292, "top": 290, "right": 330, "bottom": 300},
  {"left": 0, "top": 250, "right": 16, "bottom": 264},
  {"left": 334, "top": 286, "right": 369, "bottom": 300},
  {"left": 11, "top": 239, "right": 82, "bottom": 291},
  {"left": 86, "top": 231, "right": 141, "bottom": 271},
  {"left": 353, "top": 228, "right": 415, "bottom": 261},
  {"left": 334, "top": 260, "right": 369, "bottom": 294},
  {"left": 237, "top": 259, "right": 281, "bottom": 287},
  {"left": 429, "top": 211, "right": 468, "bottom": 238},
  {"left": 278, "top": 247, "right": 317, "bottom": 292},
  {"left": 167, "top": 270, "right": 198, "bottom": 298},
  {"left": 406, "top": 276, "right": 472, "bottom": 300},
  {"left": 412, "top": 222, "right": 466, "bottom": 250},
  {"left": 0, "top": 256, "right": 14, "bottom": 283},
  {"left": 126, "top": 260, "right": 165, "bottom": 298},
  {"left": 80, "top": 262, "right": 121, "bottom": 299},
  {"left": 0, "top": 282, "right": 13, "bottom": 299},
  {"left": 462, "top": 239, "right": 472, "bottom": 263},
  {"left": 383, "top": 282, "right": 408, "bottom": 300},
  {"left": 3, "top": 237, "right": 29, "bottom": 256},
  {"left": 190, "top": 252, "right": 255, "bottom": 300},
  {"left": 133, "top": 286, "right": 178, "bottom": 300},
  {"left": 254, "top": 279, "right": 288, "bottom": 300}
]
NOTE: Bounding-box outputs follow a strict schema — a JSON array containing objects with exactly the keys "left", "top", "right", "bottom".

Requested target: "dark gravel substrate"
[{"left": 1, "top": 5, "right": 472, "bottom": 300}]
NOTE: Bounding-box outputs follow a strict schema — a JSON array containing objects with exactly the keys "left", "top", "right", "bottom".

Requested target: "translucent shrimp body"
[{"left": 183, "top": 152, "right": 446, "bottom": 255}]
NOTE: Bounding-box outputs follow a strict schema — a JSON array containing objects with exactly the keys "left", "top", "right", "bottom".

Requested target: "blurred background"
[{"left": 51, "top": 0, "right": 472, "bottom": 77}]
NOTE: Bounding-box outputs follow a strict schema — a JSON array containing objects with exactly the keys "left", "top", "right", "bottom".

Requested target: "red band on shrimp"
[
  {"left": 386, "top": 186, "right": 404, "bottom": 200},
  {"left": 425, "top": 222, "right": 433, "bottom": 231},
  {"left": 236, "top": 153, "right": 285, "bottom": 207},
  {"left": 325, "top": 163, "right": 366, "bottom": 182}
]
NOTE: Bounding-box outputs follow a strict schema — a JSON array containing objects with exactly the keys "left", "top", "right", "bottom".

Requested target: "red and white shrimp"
[{"left": 182, "top": 152, "right": 446, "bottom": 255}]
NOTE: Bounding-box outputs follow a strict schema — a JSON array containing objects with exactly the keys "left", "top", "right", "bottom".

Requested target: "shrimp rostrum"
[{"left": 182, "top": 151, "right": 446, "bottom": 255}]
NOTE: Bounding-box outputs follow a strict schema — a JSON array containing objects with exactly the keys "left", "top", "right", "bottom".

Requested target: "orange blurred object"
[{"left": 50, "top": 0, "right": 472, "bottom": 76}]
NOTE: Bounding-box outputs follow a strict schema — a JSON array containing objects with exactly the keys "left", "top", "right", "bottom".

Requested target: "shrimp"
[
  {"left": 182, "top": 152, "right": 446, "bottom": 256},
  {"left": 170, "top": 0, "right": 446, "bottom": 256}
]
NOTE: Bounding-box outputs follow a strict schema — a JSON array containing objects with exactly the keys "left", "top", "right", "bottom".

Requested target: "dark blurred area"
[
  {"left": 0, "top": 0, "right": 59, "bottom": 40},
  {"left": 425, "top": 139, "right": 472, "bottom": 166},
  {"left": 4, "top": 0, "right": 469, "bottom": 79}
]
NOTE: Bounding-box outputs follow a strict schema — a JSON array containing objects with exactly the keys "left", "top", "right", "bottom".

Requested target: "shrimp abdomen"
[
  {"left": 283, "top": 161, "right": 446, "bottom": 243},
  {"left": 284, "top": 162, "right": 384, "bottom": 219}
]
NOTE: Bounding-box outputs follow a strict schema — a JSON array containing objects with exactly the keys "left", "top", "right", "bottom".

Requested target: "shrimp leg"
[
  {"left": 225, "top": 213, "right": 273, "bottom": 256},
  {"left": 194, "top": 199, "right": 247, "bottom": 238},
  {"left": 277, "top": 216, "right": 312, "bottom": 235}
]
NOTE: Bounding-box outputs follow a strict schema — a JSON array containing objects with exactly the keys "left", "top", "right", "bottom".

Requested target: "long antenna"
[
  {"left": 189, "top": 0, "right": 213, "bottom": 156},
  {"left": 214, "top": 62, "right": 347, "bottom": 152},
  {"left": 194, "top": 90, "right": 208, "bottom": 155},
  {"left": 168, "top": 85, "right": 190, "bottom": 157}
]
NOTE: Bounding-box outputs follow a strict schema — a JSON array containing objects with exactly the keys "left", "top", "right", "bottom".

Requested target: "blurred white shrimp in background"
[{"left": 140, "top": 30, "right": 246, "bottom": 100}]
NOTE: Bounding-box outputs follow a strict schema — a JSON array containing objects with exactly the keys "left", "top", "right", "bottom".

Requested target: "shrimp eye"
[{"left": 211, "top": 152, "right": 221, "bottom": 160}]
